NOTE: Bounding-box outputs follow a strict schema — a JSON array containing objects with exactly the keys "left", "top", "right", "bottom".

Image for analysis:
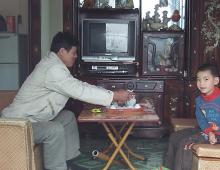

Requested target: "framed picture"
[
  {"left": 159, "top": 0, "right": 168, "bottom": 7},
  {"left": 142, "top": 32, "right": 184, "bottom": 76}
]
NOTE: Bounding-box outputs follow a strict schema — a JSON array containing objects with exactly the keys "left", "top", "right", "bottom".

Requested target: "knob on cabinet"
[{"left": 127, "top": 82, "right": 135, "bottom": 90}]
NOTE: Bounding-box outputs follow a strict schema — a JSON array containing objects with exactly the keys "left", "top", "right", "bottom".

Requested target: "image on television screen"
[{"left": 89, "top": 23, "right": 128, "bottom": 54}]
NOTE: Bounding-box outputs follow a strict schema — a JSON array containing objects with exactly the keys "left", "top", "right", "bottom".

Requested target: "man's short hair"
[
  {"left": 197, "top": 63, "right": 220, "bottom": 77},
  {"left": 50, "top": 32, "right": 78, "bottom": 53}
]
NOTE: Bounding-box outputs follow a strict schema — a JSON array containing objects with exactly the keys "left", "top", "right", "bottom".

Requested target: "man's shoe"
[
  {"left": 67, "top": 163, "right": 88, "bottom": 170},
  {"left": 67, "top": 159, "right": 88, "bottom": 170}
]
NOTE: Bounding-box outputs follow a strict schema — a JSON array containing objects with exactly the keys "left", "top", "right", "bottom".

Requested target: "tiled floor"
[{"left": 72, "top": 137, "right": 169, "bottom": 170}]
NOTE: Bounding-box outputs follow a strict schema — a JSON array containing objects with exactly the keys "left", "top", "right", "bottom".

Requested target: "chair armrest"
[{"left": 192, "top": 144, "right": 220, "bottom": 158}]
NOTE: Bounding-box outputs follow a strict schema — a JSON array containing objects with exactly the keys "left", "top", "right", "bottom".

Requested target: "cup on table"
[{"left": 126, "top": 96, "right": 136, "bottom": 107}]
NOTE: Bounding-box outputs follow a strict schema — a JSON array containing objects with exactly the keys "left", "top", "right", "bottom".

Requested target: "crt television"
[{"left": 81, "top": 19, "right": 137, "bottom": 62}]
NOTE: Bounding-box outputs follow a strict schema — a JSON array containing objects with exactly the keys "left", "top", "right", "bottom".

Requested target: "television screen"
[
  {"left": 90, "top": 23, "right": 128, "bottom": 53},
  {"left": 82, "top": 19, "right": 136, "bottom": 62}
]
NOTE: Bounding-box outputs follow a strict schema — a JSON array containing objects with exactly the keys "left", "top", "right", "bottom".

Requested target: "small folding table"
[{"left": 78, "top": 106, "right": 160, "bottom": 170}]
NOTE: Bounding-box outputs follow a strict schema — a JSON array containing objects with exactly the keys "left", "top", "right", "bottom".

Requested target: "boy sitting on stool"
[{"left": 164, "top": 63, "right": 220, "bottom": 170}]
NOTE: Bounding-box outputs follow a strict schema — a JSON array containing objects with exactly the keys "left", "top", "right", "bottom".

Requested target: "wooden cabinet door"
[
  {"left": 164, "top": 80, "right": 184, "bottom": 120},
  {"left": 189, "top": 0, "right": 220, "bottom": 78},
  {"left": 164, "top": 79, "right": 199, "bottom": 120},
  {"left": 184, "top": 80, "right": 198, "bottom": 118}
]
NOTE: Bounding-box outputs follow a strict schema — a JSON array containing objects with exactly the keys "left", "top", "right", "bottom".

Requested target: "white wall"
[
  {"left": 41, "top": 0, "right": 50, "bottom": 57},
  {"left": 41, "top": 0, "right": 63, "bottom": 57},
  {"left": 49, "top": 0, "right": 63, "bottom": 42},
  {"left": 0, "top": 0, "right": 28, "bottom": 34}
]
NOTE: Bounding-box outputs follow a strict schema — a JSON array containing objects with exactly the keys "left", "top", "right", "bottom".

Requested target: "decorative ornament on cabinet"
[
  {"left": 82, "top": 0, "right": 95, "bottom": 8},
  {"left": 162, "top": 11, "right": 171, "bottom": 29},
  {"left": 116, "top": 0, "right": 134, "bottom": 9},
  {"left": 169, "top": 10, "right": 182, "bottom": 31},
  {"left": 171, "top": 10, "right": 181, "bottom": 22},
  {"left": 169, "top": 96, "right": 179, "bottom": 117}
]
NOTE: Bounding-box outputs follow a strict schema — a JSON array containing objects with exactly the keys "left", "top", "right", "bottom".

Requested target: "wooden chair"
[{"left": 0, "top": 91, "right": 43, "bottom": 170}]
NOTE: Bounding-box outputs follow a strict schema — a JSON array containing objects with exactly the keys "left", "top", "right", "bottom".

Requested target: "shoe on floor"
[
  {"left": 67, "top": 159, "right": 88, "bottom": 170},
  {"left": 67, "top": 163, "right": 88, "bottom": 170}
]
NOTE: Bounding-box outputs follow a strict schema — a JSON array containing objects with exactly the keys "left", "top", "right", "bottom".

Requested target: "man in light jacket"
[{"left": 1, "top": 32, "right": 133, "bottom": 170}]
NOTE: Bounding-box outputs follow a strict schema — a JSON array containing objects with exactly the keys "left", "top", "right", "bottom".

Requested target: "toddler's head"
[{"left": 196, "top": 63, "right": 219, "bottom": 95}]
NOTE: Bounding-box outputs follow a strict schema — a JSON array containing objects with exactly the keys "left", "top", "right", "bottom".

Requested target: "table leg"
[
  {"left": 102, "top": 122, "right": 137, "bottom": 170},
  {"left": 102, "top": 123, "right": 127, "bottom": 154},
  {"left": 109, "top": 123, "right": 145, "bottom": 161},
  {"left": 92, "top": 150, "right": 124, "bottom": 166}
]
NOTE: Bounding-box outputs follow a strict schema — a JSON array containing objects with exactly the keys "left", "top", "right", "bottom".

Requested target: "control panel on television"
[{"left": 81, "top": 18, "right": 137, "bottom": 62}]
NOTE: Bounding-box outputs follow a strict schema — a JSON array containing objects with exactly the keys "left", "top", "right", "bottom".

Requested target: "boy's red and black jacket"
[{"left": 195, "top": 87, "right": 220, "bottom": 136}]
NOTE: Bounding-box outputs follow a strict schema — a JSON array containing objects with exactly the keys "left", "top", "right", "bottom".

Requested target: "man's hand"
[
  {"left": 208, "top": 132, "right": 217, "bottom": 144},
  {"left": 113, "top": 90, "right": 134, "bottom": 104}
]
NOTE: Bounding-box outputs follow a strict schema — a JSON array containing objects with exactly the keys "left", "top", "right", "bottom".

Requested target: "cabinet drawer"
[
  {"left": 98, "top": 82, "right": 126, "bottom": 90},
  {"left": 136, "top": 82, "right": 157, "bottom": 90}
]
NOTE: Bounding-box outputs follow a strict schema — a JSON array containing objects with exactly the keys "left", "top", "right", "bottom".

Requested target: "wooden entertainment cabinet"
[
  {"left": 76, "top": 0, "right": 188, "bottom": 137},
  {"left": 29, "top": 0, "right": 220, "bottom": 137}
]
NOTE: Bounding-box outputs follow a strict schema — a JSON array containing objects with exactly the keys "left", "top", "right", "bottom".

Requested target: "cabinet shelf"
[
  {"left": 79, "top": 7, "right": 139, "bottom": 14},
  {"left": 0, "top": 63, "right": 19, "bottom": 64},
  {"left": 0, "top": 32, "right": 17, "bottom": 38},
  {"left": 142, "top": 30, "right": 185, "bottom": 34}
]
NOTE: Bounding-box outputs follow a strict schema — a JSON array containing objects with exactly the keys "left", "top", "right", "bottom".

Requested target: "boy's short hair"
[
  {"left": 50, "top": 32, "right": 78, "bottom": 53},
  {"left": 197, "top": 63, "right": 220, "bottom": 77}
]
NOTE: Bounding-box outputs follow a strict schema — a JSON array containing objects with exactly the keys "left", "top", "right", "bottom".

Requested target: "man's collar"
[
  {"left": 48, "top": 52, "right": 70, "bottom": 72},
  {"left": 49, "top": 52, "right": 65, "bottom": 65}
]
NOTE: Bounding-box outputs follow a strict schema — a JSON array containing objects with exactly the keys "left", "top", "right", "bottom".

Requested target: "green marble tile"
[{"left": 73, "top": 137, "right": 169, "bottom": 170}]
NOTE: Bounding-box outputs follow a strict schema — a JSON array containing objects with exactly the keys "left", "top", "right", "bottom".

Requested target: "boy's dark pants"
[
  {"left": 164, "top": 128, "right": 220, "bottom": 170},
  {"left": 163, "top": 128, "right": 200, "bottom": 170}
]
